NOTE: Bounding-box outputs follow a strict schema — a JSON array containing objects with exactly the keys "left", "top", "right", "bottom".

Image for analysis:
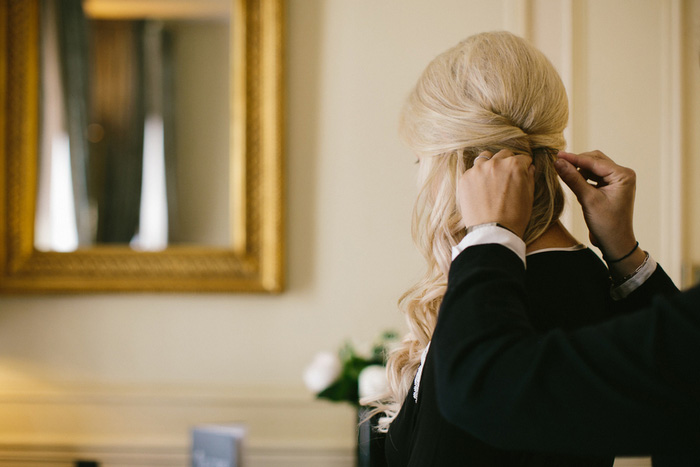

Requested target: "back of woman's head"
[
  {"left": 402, "top": 30, "right": 568, "bottom": 251},
  {"left": 368, "top": 32, "right": 569, "bottom": 432}
]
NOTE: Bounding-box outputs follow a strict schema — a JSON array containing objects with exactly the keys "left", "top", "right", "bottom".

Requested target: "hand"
[
  {"left": 554, "top": 150, "right": 638, "bottom": 262},
  {"left": 457, "top": 149, "right": 535, "bottom": 239}
]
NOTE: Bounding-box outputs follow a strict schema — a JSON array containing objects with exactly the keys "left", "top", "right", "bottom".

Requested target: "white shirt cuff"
[
  {"left": 451, "top": 225, "right": 526, "bottom": 267},
  {"left": 610, "top": 255, "right": 657, "bottom": 300}
]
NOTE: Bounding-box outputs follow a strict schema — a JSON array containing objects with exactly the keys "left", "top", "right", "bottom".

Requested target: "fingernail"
[{"left": 554, "top": 159, "right": 566, "bottom": 170}]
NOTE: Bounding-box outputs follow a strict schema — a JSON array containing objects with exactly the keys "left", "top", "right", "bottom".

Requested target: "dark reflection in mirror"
[{"left": 35, "top": 0, "right": 231, "bottom": 252}]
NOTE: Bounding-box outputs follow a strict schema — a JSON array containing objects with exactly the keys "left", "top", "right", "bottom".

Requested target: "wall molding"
[
  {"left": 0, "top": 383, "right": 355, "bottom": 467},
  {"left": 503, "top": 0, "right": 531, "bottom": 40},
  {"left": 659, "top": 0, "right": 684, "bottom": 284},
  {"left": 658, "top": 0, "right": 683, "bottom": 284},
  {"left": 0, "top": 442, "right": 353, "bottom": 467}
]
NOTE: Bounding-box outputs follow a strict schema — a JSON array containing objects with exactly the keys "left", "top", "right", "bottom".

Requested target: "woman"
[{"left": 365, "top": 31, "right": 647, "bottom": 466}]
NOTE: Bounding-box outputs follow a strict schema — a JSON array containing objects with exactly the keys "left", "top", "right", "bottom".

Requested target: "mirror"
[
  {"left": 0, "top": 0, "right": 284, "bottom": 293},
  {"left": 37, "top": 0, "right": 233, "bottom": 252}
]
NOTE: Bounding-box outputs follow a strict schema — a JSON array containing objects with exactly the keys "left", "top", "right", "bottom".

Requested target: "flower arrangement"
[{"left": 303, "top": 330, "right": 398, "bottom": 407}]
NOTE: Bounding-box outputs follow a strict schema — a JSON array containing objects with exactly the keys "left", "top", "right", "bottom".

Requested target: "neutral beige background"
[
  {"left": 686, "top": 0, "right": 700, "bottom": 279},
  {"left": 0, "top": 1, "right": 696, "bottom": 465}
]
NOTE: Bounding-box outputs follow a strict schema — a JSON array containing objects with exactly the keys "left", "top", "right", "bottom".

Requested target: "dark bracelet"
[
  {"left": 604, "top": 241, "right": 639, "bottom": 264},
  {"left": 611, "top": 251, "right": 649, "bottom": 286}
]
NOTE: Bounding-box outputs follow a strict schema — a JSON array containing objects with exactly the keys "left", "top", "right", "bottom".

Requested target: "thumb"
[{"left": 555, "top": 158, "right": 594, "bottom": 202}]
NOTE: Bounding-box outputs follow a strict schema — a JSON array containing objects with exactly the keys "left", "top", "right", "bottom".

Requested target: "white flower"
[
  {"left": 358, "top": 365, "right": 388, "bottom": 399},
  {"left": 303, "top": 351, "right": 342, "bottom": 393}
]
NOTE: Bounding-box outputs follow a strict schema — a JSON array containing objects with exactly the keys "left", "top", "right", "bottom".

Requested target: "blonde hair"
[{"left": 364, "top": 31, "right": 568, "bottom": 431}]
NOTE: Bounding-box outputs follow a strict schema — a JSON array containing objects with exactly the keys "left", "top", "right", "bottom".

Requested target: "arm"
[
  {"left": 445, "top": 149, "right": 700, "bottom": 455},
  {"left": 433, "top": 244, "right": 700, "bottom": 455}
]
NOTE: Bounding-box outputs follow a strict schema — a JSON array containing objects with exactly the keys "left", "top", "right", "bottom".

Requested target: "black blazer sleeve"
[
  {"left": 614, "top": 257, "right": 679, "bottom": 314},
  {"left": 432, "top": 244, "right": 700, "bottom": 457}
]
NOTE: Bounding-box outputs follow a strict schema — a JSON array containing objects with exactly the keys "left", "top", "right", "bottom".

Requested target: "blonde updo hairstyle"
[{"left": 365, "top": 31, "right": 569, "bottom": 431}]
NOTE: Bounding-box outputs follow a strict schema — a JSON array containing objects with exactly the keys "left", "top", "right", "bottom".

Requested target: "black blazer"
[
  {"left": 432, "top": 244, "right": 700, "bottom": 461},
  {"left": 386, "top": 248, "right": 641, "bottom": 467}
]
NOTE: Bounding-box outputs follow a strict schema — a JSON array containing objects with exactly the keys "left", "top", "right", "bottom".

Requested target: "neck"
[{"left": 526, "top": 221, "right": 580, "bottom": 254}]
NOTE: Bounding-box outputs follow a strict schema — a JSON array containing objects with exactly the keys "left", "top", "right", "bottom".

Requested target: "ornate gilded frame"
[{"left": 0, "top": 0, "right": 284, "bottom": 293}]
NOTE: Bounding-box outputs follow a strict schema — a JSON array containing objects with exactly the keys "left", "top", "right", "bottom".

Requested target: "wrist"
[
  {"left": 603, "top": 240, "right": 639, "bottom": 264},
  {"left": 600, "top": 236, "right": 637, "bottom": 263},
  {"left": 609, "top": 247, "right": 647, "bottom": 283}
]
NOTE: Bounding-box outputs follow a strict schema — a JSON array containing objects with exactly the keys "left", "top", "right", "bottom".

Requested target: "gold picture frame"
[{"left": 0, "top": 0, "right": 284, "bottom": 293}]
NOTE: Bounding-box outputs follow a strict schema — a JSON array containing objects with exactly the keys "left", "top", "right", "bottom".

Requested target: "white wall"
[{"left": 0, "top": 1, "right": 697, "bottom": 465}]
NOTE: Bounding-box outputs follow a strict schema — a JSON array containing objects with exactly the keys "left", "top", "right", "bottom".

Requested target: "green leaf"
[{"left": 317, "top": 373, "right": 360, "bottom": 406}]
